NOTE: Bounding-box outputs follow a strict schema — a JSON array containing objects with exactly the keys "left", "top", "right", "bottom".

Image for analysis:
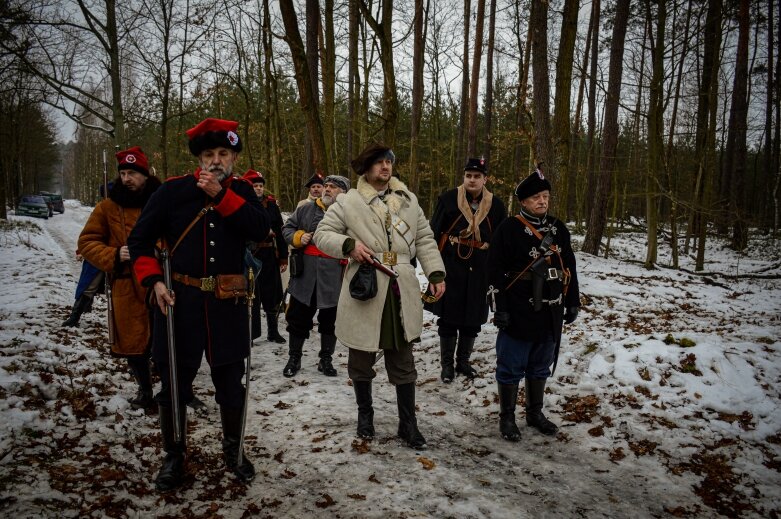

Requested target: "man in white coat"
[{"left": 314, "top": 144, "right": 445, "bottom": 450}]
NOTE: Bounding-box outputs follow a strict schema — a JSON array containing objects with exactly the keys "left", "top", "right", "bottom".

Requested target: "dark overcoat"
[
  {"left": 486, "top": 212, "right": 580, "bottom": 341},
  {"left": 429, "top": 188, "right": 506, "bottom": 327},
  {"left": 128, "top": 170, "right": 269, "bottom": 367},
  {"left": 250, "top": 194, "right": 287, "bottom": 312}
]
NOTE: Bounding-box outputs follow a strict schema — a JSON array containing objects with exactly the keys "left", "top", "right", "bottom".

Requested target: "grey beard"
[
  {"left": 201, "top": 163, "right": 232, "bottom": 182},
  {"left": 321, "top": 195, "right": 335, "bottom": 206}
]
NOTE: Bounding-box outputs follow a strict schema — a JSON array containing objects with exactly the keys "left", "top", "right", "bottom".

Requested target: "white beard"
[{"left": 321, "top": 195, "right": 335, "bottom": 206}]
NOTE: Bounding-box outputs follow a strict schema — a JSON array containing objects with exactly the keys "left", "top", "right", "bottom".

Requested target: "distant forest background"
[{"left": 1, "top": 0, "right": 779, "bottom": 269}]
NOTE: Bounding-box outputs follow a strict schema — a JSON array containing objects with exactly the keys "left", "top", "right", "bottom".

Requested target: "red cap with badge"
[
  {"left": 186, "top": 118, "right": 243, "bottom": 156},
  {"left": 243, "top": 169, "right": 265, "bottom": 184},
  {"left": 116, "top": 146, "right": 149, "bottom": 176}
]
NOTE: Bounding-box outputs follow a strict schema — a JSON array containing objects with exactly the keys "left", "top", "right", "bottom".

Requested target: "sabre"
[
  {"left": 102, "top": 149, "right": 116, "bottom": 346},
  {"left": 161, "top": 249, "right": 183, "bottom": 443},
  {"left": 238, "top": 267, "right": 255, "bottom": 467},
  {"left": 370, "top": 257, "right": 399, "bottom": 278}
]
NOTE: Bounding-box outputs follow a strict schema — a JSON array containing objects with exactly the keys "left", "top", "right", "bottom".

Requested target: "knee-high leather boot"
[
  {"left": 283, "top": 334, "right": 305, "bottom": 377},
  {"left": 396, "top": 383, "right": 426, "bottom": 449},
  {"left": 62, "top": 295, "right": 90, "bottom": 328},
  {"left": 525, "top": 378, "right": 558, "bottom": 435},
  {"left": 267, "top": 314, "right": 286, "bottom": 343},
  {"left": 498, "top": 383, "right": 521, "bottom": 442},
  {"left": 353, "top": 381, "right": 374, "bottom": 439},
  {"left": 439, "top": 336, "right": 457, "bottom": 383},
  {"left": 317, "top": 334, "right": 338, "bottom": 376},
  {"left": 155, "top": 405, "right": 187, "bottom": 492},
  {"left": 455, "top": 336, "right": 478, "bottom": 379},
  {"left": 127, "top": 356, "right": 154, "bottom": 409},
  {"left": 220, "top": 405, "right": 255, "bottom": 482}
]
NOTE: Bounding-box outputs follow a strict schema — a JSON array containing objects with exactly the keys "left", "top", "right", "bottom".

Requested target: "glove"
[
  {"left": 563, "top": 307, "right": 579, "bottom": 324},
  {"left": 493, "top": 311, "right": 511, "bottom": 330}
]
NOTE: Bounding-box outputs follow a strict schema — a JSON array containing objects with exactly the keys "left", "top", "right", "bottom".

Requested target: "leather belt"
[
  {"left": 448, "top": 235, "right": 489, "bottom": 250},
  {"left": 256, "top": 242, "right": 275, "bottom": 248},
  {"left": 173, "top": 272, "right": 216, "bottom": 292},
  {"left": 378, "top": 251, "right": 411, "bottom": 266},
  {"left": 508, "top": 269, "right": 564, "bottom": 281}
]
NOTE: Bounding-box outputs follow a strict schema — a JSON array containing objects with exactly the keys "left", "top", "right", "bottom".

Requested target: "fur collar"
[
  {"left": 356, "top": 175, "right": 411, "bottom": 215},
  {"left": 109, "top": 176, "right": 161, "bottom": 208}
]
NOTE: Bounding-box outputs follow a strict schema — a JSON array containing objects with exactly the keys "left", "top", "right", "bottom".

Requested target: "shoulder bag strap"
[{"left": 170, "top": 203, "right": 214, "bottom": 256}]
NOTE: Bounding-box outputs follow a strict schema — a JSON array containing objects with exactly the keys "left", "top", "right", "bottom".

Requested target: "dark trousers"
[
  {"left": 285, "top": 294, "right": 336, "bottom": 338},
  {"left": 156, "top": 356, "right": 246, "bottom": 410},
  {"left": 495, "top": 331, "right": 556, "bottom": 384},
  {"left": 437, "top": 319, "right": 481, "bottom": 339},
  {"left": 347, "top": 346, "right": 417, "bottom": 386}
]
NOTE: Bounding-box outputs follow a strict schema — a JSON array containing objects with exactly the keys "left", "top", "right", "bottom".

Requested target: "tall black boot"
[
  {"left": 498, "top": 383, "right": 521, "bottom": 442},
  {"left": 317, "top": 334, "right": 338, "bottom": 376},
  {"left": 127, "top": 356, "right": 154, "bottom": 410},
  {"left": 283, "top": 334, "right": 305, "bottom": 377},
  {"left": 455, "top": 336, "right": 478, "bottom": 379},
  {"left": 353, "top": 381, "right": 374, "bottom": 439},
  {"left": 267, "top": 314, "right": 286, "bottom": 343},
  {"left": 155, "top": 405, "right": 187, "bottom": 492},
  {"left": 439, "top": 336, "right": 457, "bottom": 383},
  {"left": 62, "top": 296, "right": 90, "bottom": 327},
  {"left": 220, "top": 405, "right": 255, "bottom": 482},
  {"left": 525, "top": 378, "right": 558, "bottom": 436},
  {"left": 396, "top": 383, "right": 426, "bottom": 449}
]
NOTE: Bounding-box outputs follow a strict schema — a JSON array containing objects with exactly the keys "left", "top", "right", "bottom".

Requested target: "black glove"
[
  {"left": 493, "top": 311, "right": 511, "bottom": 330},
  {"left": 563, "top": 307, "right": 579, "bottom": 324}
]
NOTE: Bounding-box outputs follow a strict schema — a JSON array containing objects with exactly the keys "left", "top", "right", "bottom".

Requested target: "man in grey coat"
[{"left": 281, "top": 175, "right": 350, "bottom": 377}]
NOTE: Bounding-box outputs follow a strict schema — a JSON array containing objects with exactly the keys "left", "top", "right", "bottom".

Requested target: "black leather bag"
[
  {"left": 289, "top": 251, "right": 304, "bottom": 278},
  {"left": 349, "top": 263, "right": 377, "bottom": 301}
]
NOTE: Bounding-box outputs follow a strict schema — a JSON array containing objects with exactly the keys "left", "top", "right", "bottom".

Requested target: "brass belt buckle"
[
  {"left": 382, "top": 251, "right": 397, "bottom": 266},
  {"left": 201, "top": 276, "right": 216, "bottom": 292}
]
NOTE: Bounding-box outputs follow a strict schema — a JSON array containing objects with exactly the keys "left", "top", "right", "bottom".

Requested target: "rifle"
[
  {"left": 102, "top": 149, "right": 116, "bottom": 346},
  {"left": 161, "top": 249, "right": 183, "bottom": 442},
  {"left": 238, "top": 267, "right": 255, "bottom": 467}
]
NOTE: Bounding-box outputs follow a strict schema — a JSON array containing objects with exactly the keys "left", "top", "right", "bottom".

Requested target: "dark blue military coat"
[{"left": 128, "top": 170, "right": 269, "bottom": 367}]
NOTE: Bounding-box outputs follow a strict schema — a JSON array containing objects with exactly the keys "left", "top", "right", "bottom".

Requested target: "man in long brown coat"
[{"left": 78, "top": 146, "right": 161, "bottom": 409}]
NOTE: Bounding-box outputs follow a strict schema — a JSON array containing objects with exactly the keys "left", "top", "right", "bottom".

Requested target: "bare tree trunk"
[
  {"left": 583, "top": 0, "right": 601, "bottom": 224},
  {"left": 582, "top": 0, "right": 630, "bottom": 256},
  {"left": 303, "top": 0, "right": 320, "bottom": 176},
  {"left": 484, "top": 0, "right": 497, "bottom": 164},
  {"left": 347, "top": 0, "right": 360, "bottom": 175},
  {"left": 774, "top": 0, "right": 781, "bottom": 238},
  {"left": 322, "top": 0, "right": 335, "bottom": 174},
  {"left": 458, "top": 0, "right": 471, "bottom": 167},
  {"left": 552, "top": 0, "right": 580, "bottom": 221},
  {"left": 279, "top": 0, "right": 328, "bottom": 176},
  {"left": 530, "top": 0, "right": 555, "bottom": 195},
  {"left": 358, "top": 0, "right": 398, "bottom": 146},
  {"left": 409, "top": 0, "right": 426, "bottom": 192},
  {"left": 664, "top": 0, "right": 694, "bottom": 269},
  {"left": 645, "top": 0, "right": 666, "bottom": 269},
  {"left": 764, "top": 0, "right": 774, "bottom": 233},
  {"left": 466, "top": 0, "right": 486, "bottom": 157},
  {"left": 726, "top": 0, "right": 750, "bottom": 251}
]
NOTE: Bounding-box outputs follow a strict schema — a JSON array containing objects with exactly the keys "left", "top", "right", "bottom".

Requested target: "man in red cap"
[
  {"left": 128, "top": 119, "right": 269, "bottom": 491},
  {"left": 78, "top": 146, "right": 161, "bottom": 410},
  {"left": 244, "top": 169, "right": 288, "bottom": 344}
]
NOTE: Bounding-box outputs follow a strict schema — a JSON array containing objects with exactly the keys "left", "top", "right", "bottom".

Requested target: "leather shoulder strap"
[{"left": 171, "top": 203, "right": 213, "bottom": 256}]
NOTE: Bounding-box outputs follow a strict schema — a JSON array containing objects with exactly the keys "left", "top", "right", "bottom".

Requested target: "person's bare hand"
[
  {"left": 349, "top": 242, "right": 375, "bottom": 264},
  {"left": 429, "top": 281, "right": 446, "bottom": 300},
  {"left": 153, "top": 281, "right": 175, "bottom": 315},
  {"left": 197, "top": 170, "right": 224, "bottom": 198},
  {"left": 300, "top": 232, "right": 313, "bottom": 246},
  {"left": 119, "top": 245, "right": 130, "bottom": 262}
]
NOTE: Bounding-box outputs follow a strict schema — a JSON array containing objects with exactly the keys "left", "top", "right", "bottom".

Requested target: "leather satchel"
[
  {"left": 214, "top": 274, "right": 248, "bottom": 300},
  {"left": 289, "top": 250, "right": 304, "bottom": 278},
  {"left": 349, "top": 263, "right": 377, "bottom": 301}
]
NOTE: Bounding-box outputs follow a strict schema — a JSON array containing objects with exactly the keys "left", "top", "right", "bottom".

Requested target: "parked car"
[
  {"left": 39, "top": 191, "right": 64, "bottom": 214},
  {"left": 16, "top": 195, "right": 49, "bottom": 219}
]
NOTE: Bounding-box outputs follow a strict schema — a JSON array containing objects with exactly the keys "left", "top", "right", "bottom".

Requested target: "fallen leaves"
[
  {"left": 560, "top": 394, "right": 600, "bottom": 423},
  {"left": 417, "top": 456, "right": 435, "bottom": 470}
]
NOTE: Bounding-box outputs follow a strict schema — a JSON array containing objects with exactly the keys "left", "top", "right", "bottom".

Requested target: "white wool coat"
[{"left": 314, "top": 176, "right": 445, "bottom": 351}]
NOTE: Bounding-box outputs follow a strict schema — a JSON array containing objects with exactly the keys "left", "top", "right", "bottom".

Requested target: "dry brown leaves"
[{"left": 560, "top": 394, "right": 600, "bottom": 423}]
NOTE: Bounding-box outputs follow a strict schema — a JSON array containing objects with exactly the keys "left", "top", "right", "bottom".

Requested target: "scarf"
[{"left": 456, "top": 185, "right": 493, "bottom": 242}]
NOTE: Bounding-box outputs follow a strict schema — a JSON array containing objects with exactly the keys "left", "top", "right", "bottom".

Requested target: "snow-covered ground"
[{"left": 0, "top": 200, "right": 779, "bottom": 518}]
